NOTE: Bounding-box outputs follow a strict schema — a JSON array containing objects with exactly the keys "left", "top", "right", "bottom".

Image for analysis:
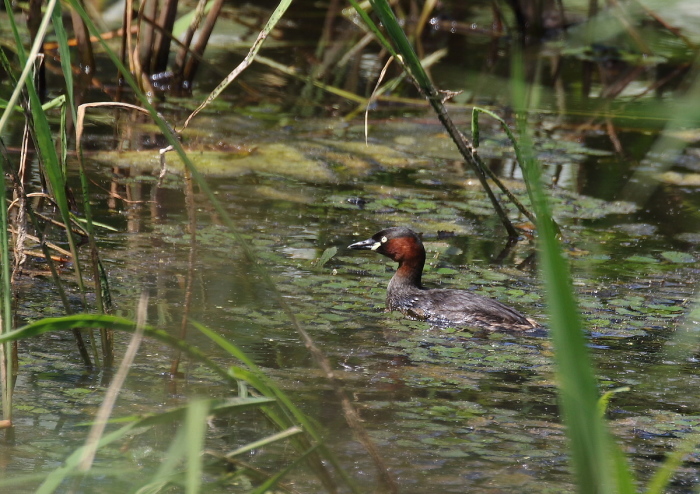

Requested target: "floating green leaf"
[{"left": 660, "top": 251, "right": 695, "bottom": 263}]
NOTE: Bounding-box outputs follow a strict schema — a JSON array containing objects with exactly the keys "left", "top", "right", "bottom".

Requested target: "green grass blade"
[
  {"left": 31, "top": 397, "right": 272, "bottom": 493},
  {"left": 51, "top": 2, "right": 76, "bottom": 122},
  {"left": 52, "top": 3, "right": 72, "bottom": 175},
  {"left": 226, "top": 427, "right": 303, "bottom": 458},
  {"left": 134, "top": 480, "right": 169, "bottom": 494},
  {"left": 3, "top": 0, "right": 88, "bottom": 308},
  {"left": 149, "top": 426, "right": 188, "bottom": 487},
  {"left": 0, "top": 0, "right": 56, "bottom": 135},
  {"left": 28, "top": 88, "right": 88, "bottom": 301},
  {"left": 36, "top": 422, "right": 141, "bottom": 494},
  {"left": 194, "top": 322, "right": 360, "bottom": 493},
  {"left": 185, "top": 399, "right": 208, "bottom": 494},
  {"left": 0, "top": 314, "right": 233, "bottom": 383},
  {"left": 598, "top": 387, "right": 630, "bottom": 417},
  {"left": 645, "top": 430, "right": 700, "bottom": 493},
  {"left": 367, "top": 0, "right": 431, "bottom": 89},
  {"left": 41, "top": 95, "right": 66, "bottom": 111},
  {"left": 195, "top": 323, "right": 335, "bottom": 453},
  {"left": 249, "top": 444, "right": 321, "bottom": 494},
  {"left": 53, "top": 0, "right": 110, "bottom": 320},
  {"left": 0, "top": 114, "right": 12, "bottom": 422},
  {"left": 347, "top": 0, "right": 398, "bottom": 59},
  {"left": 511, "top": 50, "right": 633, "bottom": 493}
]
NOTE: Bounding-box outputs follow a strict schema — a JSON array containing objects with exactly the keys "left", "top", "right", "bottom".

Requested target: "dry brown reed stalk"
[
  {"left": 181, "top": 0, "right": 224, "bottom": 85},
  {"left": 152, "top": 0, "right": 179, "bottom": 74},
  {"left": 179, "top": 2, "right": 292, "bottom": 131},
  {"left": 173, "top": 0, "right": 207, "bottom": 76}
]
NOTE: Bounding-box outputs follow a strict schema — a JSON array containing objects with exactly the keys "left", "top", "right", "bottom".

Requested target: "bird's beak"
[{"left": 349, "top": 238, "right": 380, "bottom": 250}]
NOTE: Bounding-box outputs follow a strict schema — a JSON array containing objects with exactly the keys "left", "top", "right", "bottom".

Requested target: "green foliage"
[
  {"left": 511, "top": 49, "right": 631, "bottom": 493},
  {"left": 31, "top": 397, "right": 275, "bottom": 493},
  {"left": 0, "top": 91, "right": 10, "bottom": 423},
  {"left": 5, "top": 0, "right": 87, "bottom": 304},
  {"left": 0, "top": 315, "right": 355, "bottom": 492}
]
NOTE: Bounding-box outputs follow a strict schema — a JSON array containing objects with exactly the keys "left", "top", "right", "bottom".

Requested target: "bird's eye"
[{"left": 381, "top": 236, "right": 388, "bottom": 243}]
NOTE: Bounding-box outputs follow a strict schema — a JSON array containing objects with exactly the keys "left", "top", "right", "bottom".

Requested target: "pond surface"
[
  {"left": 6, "top": 108, "right": 700, "bottom": 492},
  {"left": 4, "top": 1, "right": 700, "bottom": 492}
]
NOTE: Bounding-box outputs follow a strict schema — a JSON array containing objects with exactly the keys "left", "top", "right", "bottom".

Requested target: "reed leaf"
[
  {"left": 53, "top": 1, "right": 112, "bottom": 327},
  {"left": 367, "top": 0, "right": 431, "bottom": 89},
  {"left": 0, "top": 0, "right": 55, "bottom": 134},
  {"left": 511, "top": 50, "right": 634, "bottom": 493},
  {"left": 185, "top": 399, "right": 207, "bottom": 494},
  {"left": 645, "top": 429, "right": 700, "bottom": 494},
  {"left": 226, "top": 426, "right": 303, "bottom": 458},
  {"left": 0, "top": 315, "right": 233, "bottom": 383},
  {"left": 354, "top": 0, "right": 529, "bottom": 237},
  {"left": 148, "top": 422, "right": 189, "bottom": 488},
  {"left": 0, "top": 111, "right": 11, "bottom": 423},
  {"left": 30, "top": 397, "right": 274, "bottom": 494},
  {"left": 3, "top": 0, "right": 88, "bottom": 312},
  {"left": 196, "top": 322, "right": 357, "bottom": 493}
]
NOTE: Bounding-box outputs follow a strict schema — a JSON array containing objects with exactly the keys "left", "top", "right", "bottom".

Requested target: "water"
[
  {"left": 8, "top": 114, "right": 697, "bottom": 492},
  {"left": 4, "top": 1, "right": 700, "bottom": 491}
]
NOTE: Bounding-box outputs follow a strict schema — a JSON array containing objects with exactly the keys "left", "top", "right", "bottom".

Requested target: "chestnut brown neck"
[{"left": 385, "top": 237, "right": 425, "bottom": 287}]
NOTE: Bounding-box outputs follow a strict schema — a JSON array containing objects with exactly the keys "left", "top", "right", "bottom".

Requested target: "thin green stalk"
[
  {"left": 0, "top": 0, "right": 57, "bottom": 135},
  {"left": 3, "top": 0, "right": 89, "bottom": 314},
  {"left": 53, "top": 4, "right": 108, "bottom": 310},
  {"left": 55, "top": 2, "right": 113, "bottom": 358},
  {"left": 0, "top": 144, "right": 12, "bottom": 423},
  {"left": 185, "top": 399, "right": 207, "bottom": 494},
  {"left": 645, "top": 431, "right": 700, "bottom": 493},
  {"left": 31, "top": 397, "right": 273, "bottom": 494},
  {"left": 0, "top": 0, "right": 65, "bottom": 412},
  {"left": 0, "top": 315, "right": 232, "bottom": 381},
  {"left": 358, "top": 0, "right": 523, "bottom": 238},
  {"left": 511, "top": 49, "right": 633, "bottom": 494},
  {"left": 195, "top": 320, "right": 359, "bottom": 493}
]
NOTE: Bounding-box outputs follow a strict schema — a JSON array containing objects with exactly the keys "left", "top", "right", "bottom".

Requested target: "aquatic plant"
[{"left": 0, "top": 309, "right": 361, "bottom": 492}]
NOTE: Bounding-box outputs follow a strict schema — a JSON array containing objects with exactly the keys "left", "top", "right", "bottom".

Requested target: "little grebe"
[{"left": 349, "top": 227, "right": 538, "bottom": 331}]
